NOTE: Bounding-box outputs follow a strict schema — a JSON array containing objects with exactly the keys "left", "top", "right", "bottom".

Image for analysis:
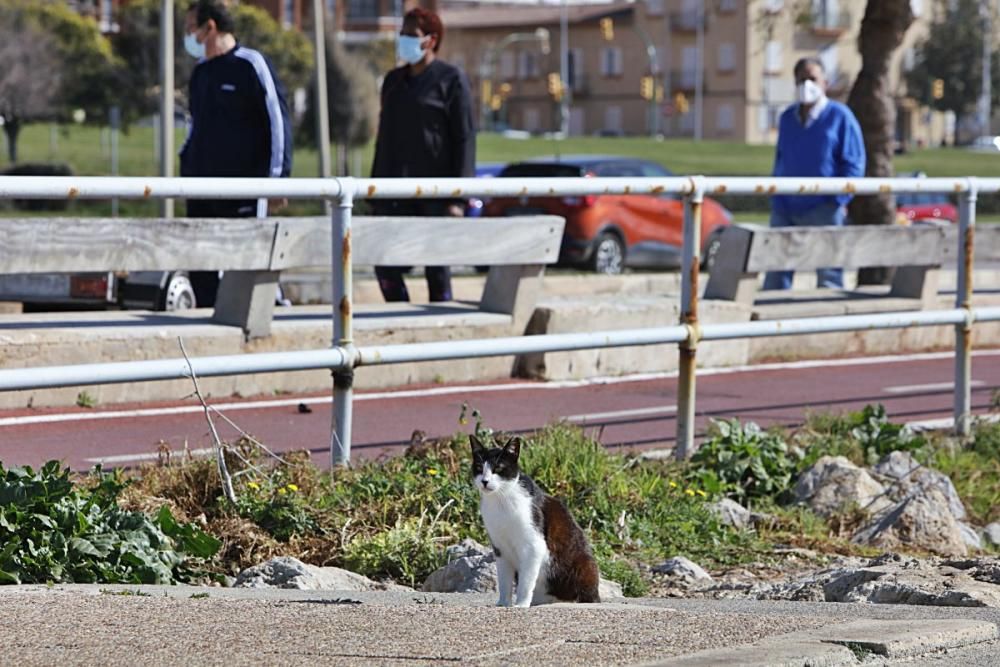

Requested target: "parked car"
[
  {"left": 465, "top": 163, "right": 506, "bottom": 218},
  {"left": 0, "top": 271, "right": 197, "bottom": 312},
  {"left": 966, "top": 135, "right": 1000, "bottom": 153},
  {"left": 482, "top": 156, "right": 733, "bottom": 274},
  {"left": 894, "top": 171, "right": 958, "bottom": 224}
]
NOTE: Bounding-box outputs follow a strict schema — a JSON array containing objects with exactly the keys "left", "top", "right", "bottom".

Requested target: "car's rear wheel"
[
  {"left": 589, "top": 232, "right": 625, "bottom": 274},
  {"left": 160, "top": 272, "right": 196, "bottom": 311}
]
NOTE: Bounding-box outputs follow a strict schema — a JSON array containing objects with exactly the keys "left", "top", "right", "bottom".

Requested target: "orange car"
[{"left": 483, "top": 156, "right": 732, "bottom": 274}]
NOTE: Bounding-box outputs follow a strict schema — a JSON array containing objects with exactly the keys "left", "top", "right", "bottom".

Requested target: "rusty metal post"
[
  {"left": 676, "top": 176, "right": 704, "bottom": 460},
  {"left": 331, "top": 178, "right": 355, "bottom": 466},
  {"left": 954, "top": 177, "right": 977, "bottom": 437}
]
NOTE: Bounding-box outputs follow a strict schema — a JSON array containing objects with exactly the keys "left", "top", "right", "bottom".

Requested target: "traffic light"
[
  {"left": 640, "top": 76, "right": 654, "bottom": 101},
  {"left": 932, "top": 78, "right": 945, "bottom": 100},
  {"left": 655, "top": 83, "right": 665, "bottom": 103},
  {"left": 674, "top": 92, "right": 690, "bottom": 114},
  {"left": 547, "top": 72, "right": 564, "bottom": 100},
  {"left": 600, "top": 17, "right": 614, "bottom": 41}
]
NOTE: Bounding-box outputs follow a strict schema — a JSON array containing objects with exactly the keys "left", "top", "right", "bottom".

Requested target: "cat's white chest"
[{"left": 480, "top": 484, "right": 548, "bottom": 566}]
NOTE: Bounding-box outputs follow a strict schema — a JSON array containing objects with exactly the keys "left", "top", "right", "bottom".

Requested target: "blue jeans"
[{"left": 763, "top": 203, "right": 846, "bottom": 290}]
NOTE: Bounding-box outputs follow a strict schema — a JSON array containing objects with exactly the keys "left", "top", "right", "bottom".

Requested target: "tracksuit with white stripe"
[{"left": 180, "top": 44, "right": 292, "bottom": 306}]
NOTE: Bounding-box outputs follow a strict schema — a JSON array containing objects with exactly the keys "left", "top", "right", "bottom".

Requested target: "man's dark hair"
[
  {"left": 189, "top": 0, "right": 235, "bottom": 34},
  {"left": 405, "top": 7, "right": 444, "bottom": 52},
  {"left": 793, "top": 57, "right": 824, "bottom": 77}
]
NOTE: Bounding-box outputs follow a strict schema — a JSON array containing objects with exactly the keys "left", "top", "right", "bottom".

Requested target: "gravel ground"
[{"left": 0, "top": 586, "right": 844, "bottom": 667}]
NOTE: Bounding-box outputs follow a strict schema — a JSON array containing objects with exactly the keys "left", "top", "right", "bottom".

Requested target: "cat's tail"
[{"left": 577, "top": 588, "right": 601, "bottom": 603}]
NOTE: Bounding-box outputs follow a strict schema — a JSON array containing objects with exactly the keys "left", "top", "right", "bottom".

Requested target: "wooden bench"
[
  {"left": 0, "top": 215, "right": 565, "bottom": 338},
  {"left": 704, "top": 222, "right": 1000, "bottom": 315}
]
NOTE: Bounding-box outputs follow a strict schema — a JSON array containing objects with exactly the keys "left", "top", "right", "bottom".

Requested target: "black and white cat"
[{"left": 470, "top": 434, "right": 600, "bottom": 607}]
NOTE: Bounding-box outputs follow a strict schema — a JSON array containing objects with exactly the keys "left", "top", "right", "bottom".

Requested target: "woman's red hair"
[{"left": 405, "top": 7, "right": 444, "bottom": 52}]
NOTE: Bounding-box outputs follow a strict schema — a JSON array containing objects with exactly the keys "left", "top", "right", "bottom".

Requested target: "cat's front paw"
[
  {"left": 495, "top": 598, "right": 510, "bottom": 607},
  {"left": 513, "top": 599, "right": 532, "bottom": 608}
]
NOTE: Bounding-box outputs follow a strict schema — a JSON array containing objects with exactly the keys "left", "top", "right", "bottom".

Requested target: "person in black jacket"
[
  {"left": 371, "top": 7, "right": 476, "bottom": 303},
  {"left": 180, "top": 0, "right": 292, "bottom": 307}
]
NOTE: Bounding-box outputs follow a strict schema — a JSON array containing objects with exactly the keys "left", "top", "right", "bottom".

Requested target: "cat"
[{"left": 470, "top": 434, "right": 600, "bottom": 607}]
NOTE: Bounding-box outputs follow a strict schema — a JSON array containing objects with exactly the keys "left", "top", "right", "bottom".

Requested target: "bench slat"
[
  {"left": 744, "top": 225, "right": 950, "bottom": 272},
  {"left": 270, "top": 216, "right": 565, "bottom": 269}
]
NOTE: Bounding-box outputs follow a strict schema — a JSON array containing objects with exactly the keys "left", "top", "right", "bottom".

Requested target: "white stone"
[
  {"left": 234, "top": 556, "right": 411, "bottom": 591},
  {"left": 709, "top": 498, "right": 752, "bottom": 530},
  {"left": 852, "top": 487, "right": 968, "bottom": 558},
  {"left": 794, "top": 456, "right": 892, "bottom": 518},
  {"left": 984, "top": 523, "right": 1000, "bottom": 547},
  {"left": 653, "top": 556, "right": 713, "bottom": 582},
  {"left": 873, "top": 451, "right": 967, "bottom": 521}
]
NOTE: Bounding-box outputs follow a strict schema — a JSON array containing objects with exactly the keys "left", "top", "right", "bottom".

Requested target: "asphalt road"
[{"left": 1, "top": 349, "right": 998, "bottom": 470}]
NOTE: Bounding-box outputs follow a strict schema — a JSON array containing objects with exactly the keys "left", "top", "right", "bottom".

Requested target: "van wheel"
[
  {"left": 161, "top": 272, "right": 196, "bottom": 311},
  {"left": 589, "top": 232, "right": 625, "bottom": 274}
]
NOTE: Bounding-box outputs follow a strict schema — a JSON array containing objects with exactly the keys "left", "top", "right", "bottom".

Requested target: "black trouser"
[
  {"left": 185, "top": 198, "right": 258, "bottom": 308},
  {"left": 373, "top": 199, "right": 455, "bottom": 303}
]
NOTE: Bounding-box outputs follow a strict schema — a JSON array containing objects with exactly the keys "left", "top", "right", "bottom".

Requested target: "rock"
[
  {"left": 422, "top": 540, "right": 623, "bottom": 600},
  {"left": 234, "top": 556, "right": 412, "bottom": 592},
  {"left": 984, "top": 523, "right": 1000, "bottom": 547},
  {"left": 873, "top": 451, "right": 967, "bottom": 521},
  {"left": 708, "top": 498, "right": 751, "bottom": 530},
  {"left": 852, "top": 487, "right": 968, "bottom": 558},
  {"left": 959, "top": 522, "right": 983, "bottom": 550},
  {"left": 422, "top": 540, "right": 498, "bottom": 594},
  {"left": 599, "top": 578, "right": 624, "bottom": 599},
  {"left": 793, "top": 456, "right": 892, "bottom": 518},
  {"left": 750, "top": 554, "right": 1000, "bottom": 607},
  {"left": 652, "top": 556, "right": 713, "bottom": 582}
]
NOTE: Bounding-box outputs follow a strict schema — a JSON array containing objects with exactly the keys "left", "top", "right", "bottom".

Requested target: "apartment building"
[{"left": 439, "top": 0, "right": 948, "bottom": 147}]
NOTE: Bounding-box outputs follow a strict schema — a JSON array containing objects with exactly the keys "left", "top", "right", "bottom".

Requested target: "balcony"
[
  {"left": 669, "top": 10, "right": 707, "bottom": 33},
  {"left": 670, "top": 69, "right": 701, "bottom": 92}
]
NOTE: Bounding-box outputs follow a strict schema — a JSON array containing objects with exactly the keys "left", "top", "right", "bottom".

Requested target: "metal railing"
[{"left": 0, "top": 174, "right": 997, "bottom": 465}]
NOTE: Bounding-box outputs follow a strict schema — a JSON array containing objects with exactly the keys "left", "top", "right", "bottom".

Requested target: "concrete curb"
[{"left": 647, "top": 619, "right": 1000, "bottom": 666}]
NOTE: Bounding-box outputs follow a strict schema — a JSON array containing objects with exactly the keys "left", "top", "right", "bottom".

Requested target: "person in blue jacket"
[
  {"left": 180, "top": 0, "right": 292, "bottom": 307},
  {"left": 764, "top": 57, "right": 866, "bottom": 290}
]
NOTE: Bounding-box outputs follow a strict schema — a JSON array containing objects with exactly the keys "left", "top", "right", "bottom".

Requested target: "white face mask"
[
  {"left": 396, "top": 35, "right": 426, "bottom": 65},
  {"left": 184, "top": 31, "right": 205, "bottom": 59},
  {"left": 797, "top": 79, "right": 823, "bottom": 106}
]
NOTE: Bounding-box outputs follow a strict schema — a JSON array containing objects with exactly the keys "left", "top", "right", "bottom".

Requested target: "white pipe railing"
[{"left": 0, "top": 174, "right": 993, "bottom": 464}]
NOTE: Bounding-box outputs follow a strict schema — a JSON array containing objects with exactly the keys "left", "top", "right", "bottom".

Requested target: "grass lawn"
[{"left": 4, "top": 124, "right": 1000, "bottom": 218}]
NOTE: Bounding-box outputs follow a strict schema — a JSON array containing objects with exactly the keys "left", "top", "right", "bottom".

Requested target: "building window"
[
  {"left": 604, "top": 106, "right": 623, "bottom": 134},
  {"left": 646, "top": 0, "right": 665, "bottom": 16},
  {"left": 283, "top": 0, "right": 294, "bottom": 27},
  {"left": 716, "top": 104, "right": 735, "bottom": 132},
  {"left": 719, "top": 0, "right": 738, "bottom": 12},
  {"left": 765, "top": 40, "right": 783, "bottom": 74},
  {"left": 600, "top": 47, "right": 623, "bottom": 77},
  {"left": 764, "top": 0, "right": 784, "bottom": 12},
  {"left": 718, "top": 43, "right": 736, "bottom": 72},
  {"left": 819, "top": 44, "right": 840, "bottom": 86},
  {"left": 347, "top": 0, "right": 378, "bottom": 19},
  {"left": 518, "top": 50, "right": 540, "bottom": 80},
  {"left": 499, "top": 52, "right": 516, "bottom": 80},
  {"left": 568, "top": 48, "right": 585, "bottom": 90}
]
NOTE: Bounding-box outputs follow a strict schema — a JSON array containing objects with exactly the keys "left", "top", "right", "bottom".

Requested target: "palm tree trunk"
[{"left": 846, "top": 1, "right": 915, "bottom": 285}]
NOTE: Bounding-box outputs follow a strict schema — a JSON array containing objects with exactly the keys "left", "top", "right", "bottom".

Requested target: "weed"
[
  {"left": 100, "top": 589, "right": 151, "bottom": 597},
  {"left": 75, "top": 391, "right": 96, "bottom": 409},
  {"left": 189, "top": 592, "right": 210, "bottom": 599}
]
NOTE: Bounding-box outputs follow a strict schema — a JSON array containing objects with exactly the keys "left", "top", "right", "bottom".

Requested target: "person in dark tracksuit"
[
  {"left": 371, "top": 7, "right": 476, "bottom": 303},
  {"left": 180, "top": 0, "right": 292, "bottom": 307}
]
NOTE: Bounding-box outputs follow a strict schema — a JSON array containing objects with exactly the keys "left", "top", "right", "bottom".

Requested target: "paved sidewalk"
[{"left": 1, "top": 585, "right": 997, "bottom": 666}]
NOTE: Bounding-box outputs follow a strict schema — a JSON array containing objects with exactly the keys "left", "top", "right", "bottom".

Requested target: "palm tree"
[{"left": 846, "top": 1, "right": 916, "bottom": 285}]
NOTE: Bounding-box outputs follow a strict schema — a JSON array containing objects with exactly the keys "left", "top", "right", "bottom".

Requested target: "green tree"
[
  {"left": 907, "top": 0, "right": 1000, "bottom": 138},
  {"left": 297, "top": 28, "right": 379, "bottom": 153},
  {"left": 0, "top": 0, "right": 121, "bottom": 163}
]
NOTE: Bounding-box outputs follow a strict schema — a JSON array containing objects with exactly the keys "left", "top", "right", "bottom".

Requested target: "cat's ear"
[
  {"left": 470, "top": 434, "right": 487, "bottom": 457},
  {"left": 502, "top": 437, "right": 522, "bottom": 460}
]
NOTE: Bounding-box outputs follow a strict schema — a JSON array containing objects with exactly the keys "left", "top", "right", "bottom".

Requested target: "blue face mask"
[
  {"left": 184, "top": 32, "right": 205, "bottom": 59},
  {"left": 396, "top": 35, "right": 426, "bottom": 65}
]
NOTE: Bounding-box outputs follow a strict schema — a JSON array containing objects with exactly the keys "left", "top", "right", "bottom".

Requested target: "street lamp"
[{"left": 478, "top": 28, "right": 551, "bottom": 132}]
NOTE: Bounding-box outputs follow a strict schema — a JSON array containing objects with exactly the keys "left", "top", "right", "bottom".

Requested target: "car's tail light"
[{"left": 70, "top": 274, "right": 110, "bottom": 299}]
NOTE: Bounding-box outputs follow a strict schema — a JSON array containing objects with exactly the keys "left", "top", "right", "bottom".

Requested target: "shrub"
[
  {"left": 688, "top": 419, "right": 799, "bottom": 503},
  {"left": 0, "top": 461, "right": 219, "bottom": 584}
]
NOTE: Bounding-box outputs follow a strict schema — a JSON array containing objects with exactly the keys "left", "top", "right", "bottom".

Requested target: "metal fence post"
[
  {"left": 331, "top": 178, "right": 356, "bottom": 466},
  {"left": 954, "top": 177, "right": 977, "bottom": 437},
  {"left": 676, "top": 176, "right": 705, "bottom": 460}
]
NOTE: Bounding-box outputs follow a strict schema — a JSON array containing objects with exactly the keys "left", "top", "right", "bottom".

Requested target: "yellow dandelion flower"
[
  {"left": 696, "top": 489, "right": 707, "bottom": 497},
  {"left": 247, "top": 482, "right": 260, "bottom": 490},
  {"left": 277, "top": 487, "right": 287, "bottom": 496},
  {"left": 286, "top": 483, "right": 299, "bottom": 492},
  {"left": 668, "top": 481, "right": 678, "bottom": 488},
  {"left": 684, "top": 488, "right": 695, "bottom": 496},
  {"left": 426, "top": 468, "right": 439, "bottom": 476}
]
